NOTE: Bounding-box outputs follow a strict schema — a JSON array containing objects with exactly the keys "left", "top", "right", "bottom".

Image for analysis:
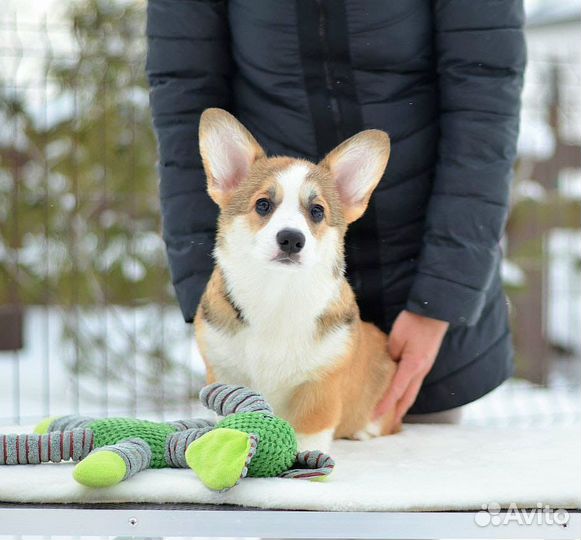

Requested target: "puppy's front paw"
[
  {"left": 296, "top": 429, "right": 334, "bottom": 454},
  {"left": 351, "top": 419, "right": 382, "bottom": 441}
]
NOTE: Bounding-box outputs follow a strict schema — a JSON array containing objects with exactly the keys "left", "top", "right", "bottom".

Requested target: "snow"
[
  {"left": 526, "top": 0, "right": 581, "bottom": 26},
  {"left": 517, "top": 115, "right": 556, "bottom": 161},
  {"left": 0, "top": 307, "right": 205, "bottom": 424},
  {"left": 501, "top": 259, "right": 527, "bottom": 287},
  {"left": 546, "top": 229, "right": 581, "bottom": 352},
  {"left": 512, "top": 179, "right": 547, "bottom": 201},
  {"left": 1, "top": 308, "right": 579, "bottom": 429},
  {"left": 461, "top": 378, "right": 580, "bottom": 428}
]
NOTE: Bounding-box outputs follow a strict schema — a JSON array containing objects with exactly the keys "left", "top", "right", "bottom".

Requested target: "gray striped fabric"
[
  {"left": 93, "top": 437, "right": 152, "bottom": 480},
  {"left": 48, "top": 415, "right": 95, "bottom": 432},
  {"left": 200, "top": 383, "right": 273, "bottom": 416},
  {"left": 279, "top": 450, "right": 335, "bottom": 479},
  {"left": 165, "top": 426, "right": 214, "bottom": 468},
  {"left": 166, "top": 418, "right": 215, "bottom": 431},
  {"left": 0, "top": 429, "right": 94, "bottom": 465}
]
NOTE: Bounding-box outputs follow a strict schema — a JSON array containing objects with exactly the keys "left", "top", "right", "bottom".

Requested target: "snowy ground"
[
  {"left": 0, "top": 307, "right": 206, "bottom": 424},
  {"left": 1, "top": 308, "right": 579, "bottom": 428},
  {"left": 461, "top": 377, "right": 580, "bottom": 428}
]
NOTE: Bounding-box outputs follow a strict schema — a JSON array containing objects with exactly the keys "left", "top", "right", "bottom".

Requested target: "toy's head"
[{"left": 185, "top": 383, "right": 334, "bottom": 491}]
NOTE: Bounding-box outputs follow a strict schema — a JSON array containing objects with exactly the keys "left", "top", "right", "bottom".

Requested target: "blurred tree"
[
  {"left": 1, "top": 0, "right": 170, "bottom": 306},
  {"left": 0, "top": 0, "right": 203, "bottom": 411}
]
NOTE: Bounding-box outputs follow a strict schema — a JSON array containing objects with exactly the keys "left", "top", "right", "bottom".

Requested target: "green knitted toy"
[{"left": 0, "top": 383, "right": 335, "bottom": 491}]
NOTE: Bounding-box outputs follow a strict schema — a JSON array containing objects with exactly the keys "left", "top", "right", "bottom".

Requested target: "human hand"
[{"left": 374, "top": 310, "right": 449, "bottom": 423}]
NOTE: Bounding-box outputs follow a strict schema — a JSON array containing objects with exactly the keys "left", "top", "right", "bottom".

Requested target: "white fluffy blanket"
[{"left": 0, "top": 424, "right": 579, "bottom": 511}]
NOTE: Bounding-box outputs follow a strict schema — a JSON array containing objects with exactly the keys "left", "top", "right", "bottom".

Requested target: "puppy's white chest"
[
  {"left": 203, "top": 314, "right": 349, "bottom": 415},
  {"left": 202, "top": 244, "right": 349, "bottom": 415}
]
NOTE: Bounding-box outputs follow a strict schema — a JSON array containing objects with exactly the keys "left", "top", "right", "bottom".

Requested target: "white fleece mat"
[{"left": 0, "top": 424, "right": 579, "bottom": 511}]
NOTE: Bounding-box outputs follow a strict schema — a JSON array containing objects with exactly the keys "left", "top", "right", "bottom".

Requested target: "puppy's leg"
[
  {"left": 352, "top": 418, "right": 383, "bottom": 441},
  {"left": 296, "top": 429, "right": 335, "bottom": 454},
  {"left": 335, "top": 321, "right": 399, "bottom": 441},
  {"left": 288, "top": 380, "right": 342, "bottom": 454},
  {"left": 382, "top": 410, "right": 402, "bottom": 435},
  {"left": 355, "top": 410, "right": 401, "bottom": 440}
]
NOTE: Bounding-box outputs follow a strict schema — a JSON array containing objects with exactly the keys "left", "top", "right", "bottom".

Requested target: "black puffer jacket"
[{"left": 146, "top": 0, "right": 526, "bottom": 413}]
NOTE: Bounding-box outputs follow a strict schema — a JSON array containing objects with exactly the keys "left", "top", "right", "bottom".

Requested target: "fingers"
[
  {"left": 374, "top": 353, "right": 415, "bottom": 418},
  {"left": 374, "top": 349, "right": 432, "bottom": 419},
  {"left": 376, "top": 309, "right": 446, "bottom": 422},
  {"left": 385, "top": 335, "right": 438, "bottom": 418},
  {"left": 395, "top": 375, "right": 423, "bottom": 423},
  {"left": 373, "top": 381, "right": 398, "bottom": 419}
]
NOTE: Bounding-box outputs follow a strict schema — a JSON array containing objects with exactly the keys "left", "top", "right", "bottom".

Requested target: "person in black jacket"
[{"left": 146, "top": 1, "right": 526, "bottom": 422}]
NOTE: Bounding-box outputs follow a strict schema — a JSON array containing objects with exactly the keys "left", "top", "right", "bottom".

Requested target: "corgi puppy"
[{"left": 194, "top": 108, "right": 399, "bottom": 452}]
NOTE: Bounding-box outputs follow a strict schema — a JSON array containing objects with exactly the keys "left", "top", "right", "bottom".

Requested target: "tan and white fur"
[{"left": 194, "top": 108, "right": 399, "bottom": 453}]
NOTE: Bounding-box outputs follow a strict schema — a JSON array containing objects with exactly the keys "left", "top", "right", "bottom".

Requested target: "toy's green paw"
[
  {"left": 73, "top": 451, "right": 127, "bottom": 488},
  {"left": 185, "top": 428, "right": 257, "bottom": 491},
  {"left": 34, "top": 417, "right": 58, "bottom": 435}
]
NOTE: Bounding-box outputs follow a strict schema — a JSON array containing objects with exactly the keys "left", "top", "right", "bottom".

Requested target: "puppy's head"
[{"left": 199, "top": 108, "right": 390, "bottom": 273}]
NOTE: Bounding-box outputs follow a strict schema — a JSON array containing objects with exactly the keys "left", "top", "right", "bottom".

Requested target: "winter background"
[{"left": 0, "top": 0, "right": 580, "bottom": 432}]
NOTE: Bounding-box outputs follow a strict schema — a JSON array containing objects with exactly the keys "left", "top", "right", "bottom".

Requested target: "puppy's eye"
[
  {"left": 310, "top": 204, "right": 325, "bottom": 223},
  {"left": 255, "top": 198, "right": 272, "bottom": 216}
]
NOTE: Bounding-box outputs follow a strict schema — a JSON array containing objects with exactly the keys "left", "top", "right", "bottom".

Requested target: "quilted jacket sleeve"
[
  {"left": 405, "top": 0, "right": 526, "bottom": 326},
  {"left": 146, "top": 0, "right": 231, "bottom": 322}
]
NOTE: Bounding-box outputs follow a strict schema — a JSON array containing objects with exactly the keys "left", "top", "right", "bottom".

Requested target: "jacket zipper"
[{"left": 316, "top": 0, "right": 343, "bottom": 144}]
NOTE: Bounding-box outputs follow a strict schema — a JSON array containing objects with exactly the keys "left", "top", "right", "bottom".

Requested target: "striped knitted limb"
[
  {"left": 165, "top": 426, "right": 214, "bottom": 468},
  {"left": 200, "top": 383, "right": 273, "bottom": 416},
  {"left": 35, "top": 415, "right": 95, "bottom": 435},
  {"left": 0, "top": 429, "right": 94, "bottom": 465},
  {"left": 166, "top": 418, "right": 215, "bottom": 431},
  {"left": 73, "top": 438, "right": 152, "bottom": 488},
  {"left": 279, "top": 450, "right": 335, "bottom": 480}
]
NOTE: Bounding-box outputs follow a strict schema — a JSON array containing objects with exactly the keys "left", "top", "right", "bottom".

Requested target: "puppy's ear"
[
  {"left": 320, "top": 130, "right": 390, "bottom": 223},
  {"left": 199, "top": 108, "right": 265, "bottom": 206}
]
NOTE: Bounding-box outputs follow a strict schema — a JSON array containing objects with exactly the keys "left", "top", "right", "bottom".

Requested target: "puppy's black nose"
[{"left": 276, "top": 228, "right": 305, "bottom": 254}]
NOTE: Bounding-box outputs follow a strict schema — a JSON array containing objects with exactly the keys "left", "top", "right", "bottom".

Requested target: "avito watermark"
[{"left": 475, "top": 502, "right": 569, "bottom": 527}]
